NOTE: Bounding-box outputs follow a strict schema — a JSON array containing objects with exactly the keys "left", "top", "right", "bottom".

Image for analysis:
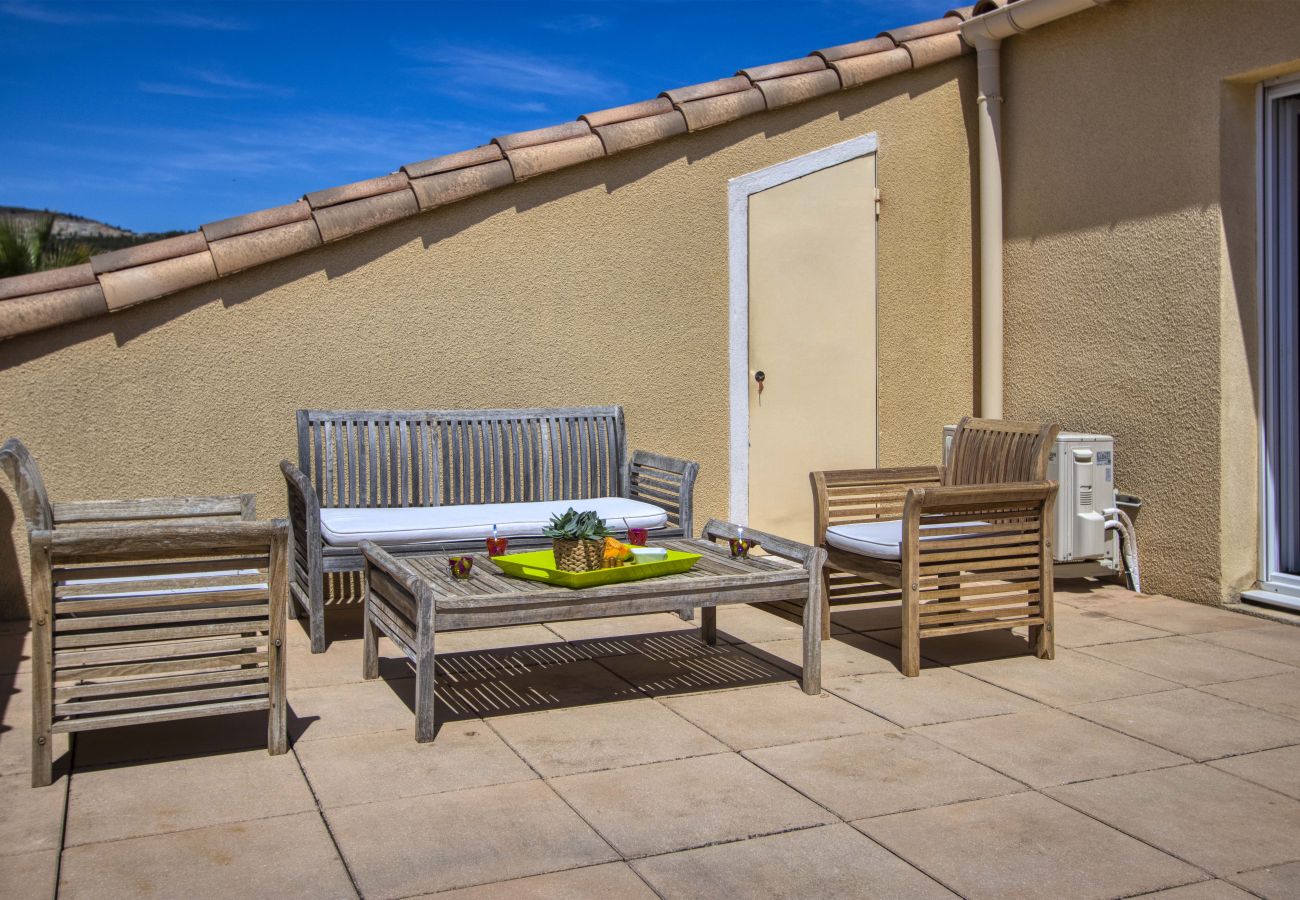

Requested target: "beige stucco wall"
[
  {"left": 1002, "top": 0, "right": 1300, "bottom": 603},
  {"left": 0, "top": 59, "right": 977, "bottom": 619}
]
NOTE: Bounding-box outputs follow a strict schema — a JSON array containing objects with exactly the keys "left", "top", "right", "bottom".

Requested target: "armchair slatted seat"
[
  {"left": 1, "top": 439, "right": 288, "bottom": 786},
  {"left": 811, "top": 418, "right": 1059, "bottom": 676}
]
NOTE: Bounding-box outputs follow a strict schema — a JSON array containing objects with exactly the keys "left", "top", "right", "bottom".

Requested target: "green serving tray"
[{"left": 491, "top": 548, "right": 701, "bottom": 589}]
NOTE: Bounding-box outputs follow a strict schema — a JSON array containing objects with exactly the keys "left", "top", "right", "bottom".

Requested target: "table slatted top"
[{"left": 402, "top": 538, "right": 806, "bottom": 607}]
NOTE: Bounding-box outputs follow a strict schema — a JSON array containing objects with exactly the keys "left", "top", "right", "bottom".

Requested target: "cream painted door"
[{"left": 747, "top": 153, "right": 877, "bottom": 543}]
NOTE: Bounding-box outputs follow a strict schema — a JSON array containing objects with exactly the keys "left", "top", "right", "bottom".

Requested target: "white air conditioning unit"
[{"left": 943, "top": 427, "right": 1123, "bottom": 578}]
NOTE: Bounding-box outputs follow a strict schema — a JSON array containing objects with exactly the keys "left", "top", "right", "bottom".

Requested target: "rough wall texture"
[
  {"left": 0, "top": 59, "right": 976, "bottom": 619},
  {"left": 1002, "top": 0, "right": 1300, "bottom": 603}
]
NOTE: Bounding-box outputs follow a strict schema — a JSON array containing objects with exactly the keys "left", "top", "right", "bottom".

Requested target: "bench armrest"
[
  {"left": 628, "top": 450, "right": 700, "bottom": 537},
  {"left": 811, "top": 465, "right": 943, "bottom": 540},
  {"left": 280, "top": 459, "right": 320, "bottom": 566},
  {"left": 35, "top": 518, "right": 286, "bottom": 561},
  {"left": 51, "top": 494, "right": 255, "bottom": 527}
]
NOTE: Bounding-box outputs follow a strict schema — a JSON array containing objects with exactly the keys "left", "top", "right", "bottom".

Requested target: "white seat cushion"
[
  {"left": 825, "top": 520, "right": 987, "bottom": 561},
  {"left": 319, "top": 497, "right": 669, "bottom": 548}
]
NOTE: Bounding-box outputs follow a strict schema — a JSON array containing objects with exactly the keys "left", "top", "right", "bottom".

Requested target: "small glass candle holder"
[
  {"left": 627, "top": 527, "right": 649, "bottom": 547},
  {"left": 448, "top": 556, "right": 474, "bottom": 580},
  {"left": 486, "top": 536, "right": 509, "bottom": 557},
  {"left": 728, "top": 537, "right": 757, "bottom": 558}
]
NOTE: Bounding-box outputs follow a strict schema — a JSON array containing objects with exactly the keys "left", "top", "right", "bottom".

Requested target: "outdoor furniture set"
[{"left": 4, "top": 408, "right": 1059, "bottom": 782}]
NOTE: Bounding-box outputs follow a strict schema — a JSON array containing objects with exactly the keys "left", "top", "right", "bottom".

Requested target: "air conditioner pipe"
[
  {"left": 1103, "top": 506, "right": 1141, "bottom": 593},
  {"left": 960, "top": 0, "right": 1110, "bottom": 419}
]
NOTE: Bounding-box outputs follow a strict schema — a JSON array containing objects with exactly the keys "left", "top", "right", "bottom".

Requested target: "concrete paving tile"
[
  {"left": 1037, "top": 604, "right": 1171, "bottom": 648},
  {"left": 542, "top": 613, "right": 698, "bottom": 642},
  {"left": 1089, "top": 598, "right": 1272, "bottom": 635},
  {"left": 825, "top": 668, "right": 1041, "bottom": 727},
  {"left": 66, "top": 748, "right": 314, "bottom": 846},
  {"left": 747, "top": 730, "right": 1021, "bottom": 820},
  {"left": 490, "top": 697, "right": 723, "bottom": 776},
  {"left": 290, "top": 677, "right": 421, "bottom": 741},
  {"left": 916, "top": 708, "right": 1188, "bottom": 787},
  {"left": 663, "top": 681, "right": 894, "bottom": 751},
  {"left": 1138, "top": 881, "right": 1258, "bottom": 899},
  {"left": 73, "top": 710, "right": 272, "bottom": 767},
  {"left": 59, "top": 811, "right": 355, "bottom": 900},
  {"left": 1070, "top": 688, "right": 1300, "bottom": 761},
  {"left": 631, "top": 823, "right": 955, "bottom": 899},
  {"left": 598, "top": 643, "right": 787, "bottom": 696},
  {"left": 1207, "top": 745, "right": 1300, "bottom": 800},
  {"left": 288, "top": 635, "right": 409, "bottom": 689},
  {"left": 955, "top": 647, "right": 1180, "bottom": 706},
  {"left": 549, "top": 752, "right": 833, "bottom": 858},
  {"left": 561, "top": 629, "right": 729, "bottom": 662},
  {"left": 0, "top": 773, "right": 64, "bottom": 856},
  {"left": 1047, "top": 765, "right": 1300, "bottom": 877},
  {"left": 326, "top": 780, "right": 616, "bottom": 898},
  {"left": 0, "top": 626, "right": 32, "bottom": 674},
  {"left": 1230, "top": 861, "right": 1300, "bottom": 898},
  {"left": 745, "top": 632, "right": 904, "bottom": 678},
  {"left": 434, "top": 624, "right": 567, "bottom": 655},
  {"left": 429, "top": 862, "right": 657, "bottom": 899},
  {"left": 1193, "top": 624, "right": 1300, "bottom": 667},
  {"left": 0, "top": 673, "right": 70, "bottom": 777},
  {"left": 1080, "top": 635, "right": 1295, "bottom": 686},
  {"left": 712, "top": 603, "right": 849, "bottom": 643},
  {"left": 437, "top": 659, "right": 642, "bottom": 718},
  {"left": 1201, "top": 671, "right": 1300, "bottom": 720},
  {"left": 0, "top": 850, "right": 57, "bottom": 900},
  {"left": 858, "top": 791, "right": 1202, "bottom": 900},
  {"left": 827, "top": 600, "right": 904, "bottom": 634},
  {"left": 290, "top": 721, "right": 535, "bottom": 808},
  {"left": 873, "top": 626, "right": 1038, "bottom": 666}
]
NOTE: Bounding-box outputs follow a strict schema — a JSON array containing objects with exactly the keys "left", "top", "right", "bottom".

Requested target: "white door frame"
[
  {"left": 727, "top": 133, "right": 879, "bottom": 523},
  {"left": 1253, "top": 75, "right": 1300, "bottom": 611}
]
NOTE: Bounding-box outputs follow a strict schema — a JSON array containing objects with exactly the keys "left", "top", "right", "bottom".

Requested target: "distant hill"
[{"left": 0, "top": 206, "right": 185, "bottom": 256}]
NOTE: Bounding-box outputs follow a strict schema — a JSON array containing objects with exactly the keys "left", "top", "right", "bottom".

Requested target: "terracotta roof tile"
[
  {"left": 594, "top": 110, "right": 688, "bottom": 155},
  {"left": 305, "top": 172, "right": 410, "bottom": 210},
  {"left": 208, "top": 219, "right": 322, "bottom": 277},
  {"left": 903, "top": 31, "right": 970, "bottom": 68},
  {"left": 494, "top": 121, "right": 591, "bottom": 152},
  {"left": 814, "top": 36, "right": 896, "bottom": 63},
  {"left": 579, "top": 97, "right": 675, "bottom": 130},
  {"left": 879, "top": 16, "right": 962, "bottom": 45},
  {"left": 313, "top": 189, "right": 419, "bottom": 243},
  {"left": 739, "top": 56, "right": 827, "bottom": 82},
  {"left": 201, "top": 200, "right": 312, "bottom": 243},
  {"left": 830, "top": 46, "right": 913, "bottom": 89},
  {"left": 0, "top": 263, "right": 95, "bottom": 301},
  {"left": 402, "top": 145, "right": 504, "bottom": 180},
  {"left": 90, "top": 231, "right": 208, "bottom": 275},
  {"left": 0, "top": 3, "right": 1018, "bottom": 341},
  {"left": 755, "top": 69, "right": 842, "bottom": 110},
  {"left": 661, "top": 75, "right": 753, "bottom": 106},
  {"left": 99, "top": 250, "right": 218, "bottom": 311},
  {"left": 409, "top": 159, "right": 515, "bottom": 210},
  {"left": 503, "top": 133, "right": 606, "bottom": 180},
  {"left": 0, "top": 285, "right": 107, "bottom": 339}
]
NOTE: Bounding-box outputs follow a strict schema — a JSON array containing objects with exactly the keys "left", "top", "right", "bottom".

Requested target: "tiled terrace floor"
[{"left": 4, "top": 584, "right": 1300, "bottom": 899}]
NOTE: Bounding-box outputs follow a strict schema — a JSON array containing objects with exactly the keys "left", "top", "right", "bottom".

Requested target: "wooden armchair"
[
  {"left": 810, "top": 418, "right": 1059, "bottom": 676},
  {"left": 1, "top": 438, "right": 288, "bottom": 786}
]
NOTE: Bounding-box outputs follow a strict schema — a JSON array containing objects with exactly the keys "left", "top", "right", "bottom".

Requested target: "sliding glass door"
[{"left": 1260, "top": 80, "right": 1300, "bottom": 609}]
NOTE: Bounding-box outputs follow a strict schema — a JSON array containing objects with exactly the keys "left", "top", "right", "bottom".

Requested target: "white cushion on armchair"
[{"left": 826, "top": 519, "right": 989, "bottom": 560}]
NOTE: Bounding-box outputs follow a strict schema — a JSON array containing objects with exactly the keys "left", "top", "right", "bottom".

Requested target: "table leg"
[
  {"left": 701, "top": 606, "right": 717, "bottom": 645},
  {"left": 362, "top": 607, "right": 379, "bottom": 680}
]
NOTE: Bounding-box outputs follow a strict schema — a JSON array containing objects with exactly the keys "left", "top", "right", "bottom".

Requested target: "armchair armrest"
[
  {"left": 811, "top": 465, "right": 944, "bottom": 540},
  {"left": 628, "top": 449, "right": 700, "bottom": 537},
  {"left": 37, "top": 518, "right": 286, "bottom": 562},
  {"left": 280, "top": 458, "right": 321, "bottom": 563},
  {"left": 702, "top": 519, "right": 825, "bottom": 569},
  {"left": 51, "top": 494, "right": 255, "bottom": 527},
  {"left": 900, "top": 480, "right": 1059, "bottom": 573}
]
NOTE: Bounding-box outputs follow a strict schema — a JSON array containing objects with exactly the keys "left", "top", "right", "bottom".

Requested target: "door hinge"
[{"left": 875, "top": 188, "right": 882, "bottom": 219}]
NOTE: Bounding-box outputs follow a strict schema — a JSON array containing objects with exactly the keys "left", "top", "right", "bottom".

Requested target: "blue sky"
[{"left": 0, "top": 0, "right": 936, "bottom": 233}]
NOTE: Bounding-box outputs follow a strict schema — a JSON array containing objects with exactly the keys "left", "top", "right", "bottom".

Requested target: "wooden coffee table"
[{"left": 359, "top": 519, "right": 826, "bottom": 741}]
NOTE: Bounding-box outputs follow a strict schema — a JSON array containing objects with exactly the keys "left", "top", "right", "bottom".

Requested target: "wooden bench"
[
  {"left": 281, "top": 406, "right": 700, "bottom": 652},
  {"left": 1, "top": 438, "right": 288, "bottom": 787}
]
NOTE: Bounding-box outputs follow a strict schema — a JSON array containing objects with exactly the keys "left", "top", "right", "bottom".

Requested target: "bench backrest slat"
[{"left": 297, "top": 407, "right": 626, "bottom": 509}]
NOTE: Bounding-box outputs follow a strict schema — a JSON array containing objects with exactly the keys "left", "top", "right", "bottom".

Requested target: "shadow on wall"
[
  {"left": 0, "top": 491, "right": 24, "bottom": 620},
  {"left": 0, "top": 59, "right": 956, "bottom": 373}
]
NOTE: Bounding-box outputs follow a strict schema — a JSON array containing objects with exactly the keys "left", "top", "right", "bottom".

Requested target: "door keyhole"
[{"left": 754, "top": 371, "right": 765, "bottom": 401}]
